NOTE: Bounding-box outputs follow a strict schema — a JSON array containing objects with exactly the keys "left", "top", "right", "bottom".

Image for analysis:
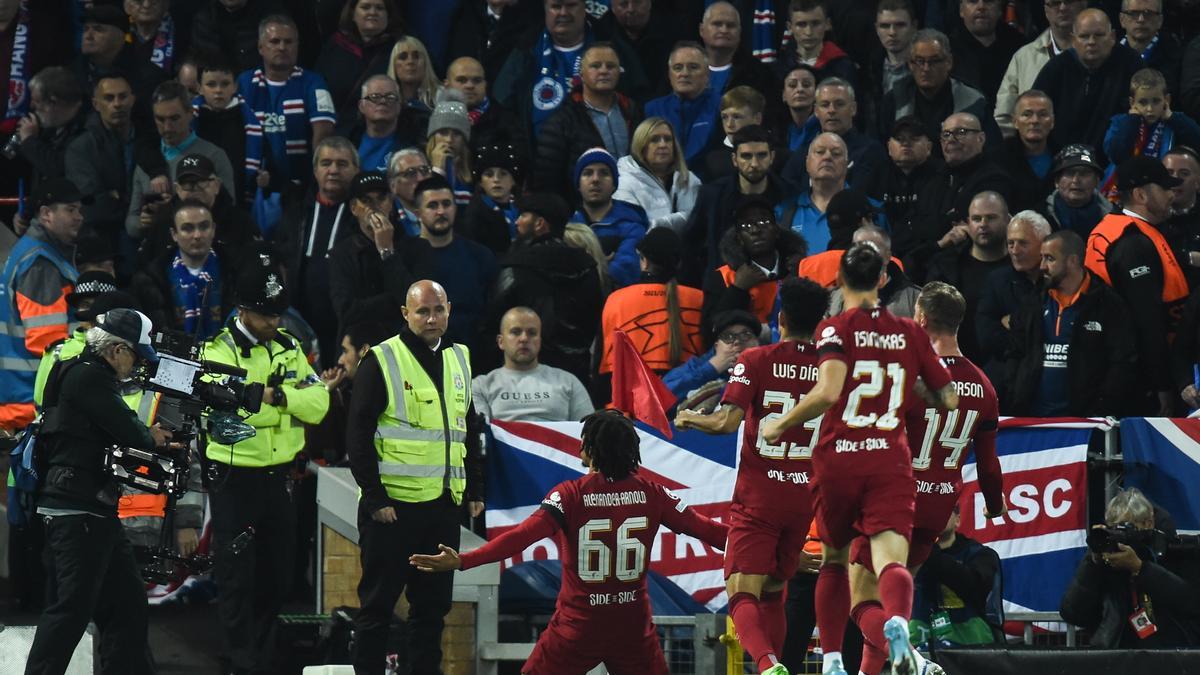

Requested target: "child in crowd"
[
  {"left": 192, "top": 54, "right": 255, "bottom": 204},
  {"left": 1102, "top": 68, "right": 1200, "bottom": 199},
  {"left": 462, "top": 143, "right": 521, "bottom": 254}
]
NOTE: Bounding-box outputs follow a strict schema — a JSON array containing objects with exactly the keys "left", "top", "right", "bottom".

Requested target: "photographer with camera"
[
  {"left": 1060, "top": 487, "right": 1200, "bottom": 648},
  {"left": 24, "top": 308, "right": 172, "bottom": 675},
  {"left": 203, "top": 255, "right": 330, "bottom": 675}
]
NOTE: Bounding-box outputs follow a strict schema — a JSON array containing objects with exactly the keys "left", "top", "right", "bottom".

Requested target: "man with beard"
[
  {"left": 472, "top": 306, "right": 593, "bottom": 422},
  {"left": 1006, "top": 230, "right": 1137, "bottom": 416},
  {"left": 413, "top": 175, "right": 497, "bottom": 355},
  {"left": 926, "top": 191, "right": 1013, "bottom": 362},
  {"left": 682, "top": 125, "right": 790, "bottom": 287}
]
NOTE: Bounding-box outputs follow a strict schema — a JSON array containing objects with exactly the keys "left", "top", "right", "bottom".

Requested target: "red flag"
[{"left": 610, "top": 330, "right": 677, "bottom": 438}]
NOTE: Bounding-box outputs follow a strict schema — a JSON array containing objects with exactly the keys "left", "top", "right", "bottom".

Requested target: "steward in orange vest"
[
  {"left": 1084, "top": 157, "right": 1190, "bottom": 411},
  {"left": 702, "top": 198, "right": 807, "bottom": 341}
]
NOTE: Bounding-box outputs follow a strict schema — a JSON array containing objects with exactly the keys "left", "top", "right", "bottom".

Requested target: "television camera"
[{"left": 104, "top": 329, "right": 264, "bottom": 584}]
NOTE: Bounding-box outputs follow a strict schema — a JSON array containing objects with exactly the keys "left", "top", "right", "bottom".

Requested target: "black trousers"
[
  {"left": 782, "top": 572, "right": 865, "bottom": 674},
  {"left": 352, "top": 495, "right": 460, "bottom": 675},
  {"left": 24, "top": 514, "right": 151, "bottom": 675},
  {"left": 210, "top": 466, "right": 296, "bottom": 674}
]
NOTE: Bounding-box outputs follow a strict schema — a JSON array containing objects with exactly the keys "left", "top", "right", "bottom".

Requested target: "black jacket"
[
  {"left": 681, "top": 172, "right": 792, "bottom": 288},
  {"left": 1033, "top": 45, "right": 1142, "bottom": 166},
  {"left": 328, "top": 229, "right": 431, "bottom": 330},
  {"left": 975, "top": 264, "right": 1037, "bottom": 389},
  {"left": 949, "top": 23, "right": 1025, "bottom": 109},
  {"left": 532, "top": 92, "right": 639, "bottom": 197},
  {"left": 906, "top": 154, "right": 1014, "bottom": 282},
  {"left": 1170, "top": 286, "right": 1200, "bottom": 395},
  {"left": 314, "top": 30, "right": 394, "bottom": 134},
  {"left": 1004, "top": 271, "right": 1138, "bottom": 416},
  {"left": 38, "top": 350, "right": 156, "bottom": 517},
  {"left": 701, "top": 225, "right": 808, "bottom": 341},
  {"left": 925, "top": 244, "right": 1010, "bottom": 362},
  {"left": 195, "top": 104, "right": 250, "bottom": 204},
  {"left": 191, "top": 0, "right": 284, "bottom": 74},
  {"left": 489, "top": 236, "right": 604, "bottom": 384},
  {"left": 139, "top": 188, "right": 261, "bottom": 268},
  {"left": 65, "top": 114, "right": 136, "bottom": 237},
  {"left": 1184, "top": 36, "right": 1200, "bottom": 122},
  {"left": 16, "top": 109, "right": 87, "bottom": 193},
  {"left": 864, "top": 156, "right": 945, "bottom": 259},
  {"left": 461, "top": 192, "right": 515, "bottom": 255},
  {"left": 997, "top": 136, "right": 1056, "bottom": 214}
]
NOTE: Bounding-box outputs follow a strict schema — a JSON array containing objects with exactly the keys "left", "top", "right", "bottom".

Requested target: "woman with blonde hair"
[
  {"left": 386, "top": 35, "right": 440, "bottom": 112},
  {"left": 613, "top": 118, "right": 702, "bottom": 233},
  {"left": 427, "top": 89, "right": 474, "bottom": 206}
]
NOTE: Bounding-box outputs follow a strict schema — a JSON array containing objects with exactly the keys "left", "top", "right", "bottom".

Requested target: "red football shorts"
[
  {"left": 523, "top": 614, "right": 669, "bottom": 675},
  {"left": 723, "top": 501, "right": 813, "bottom": 580},
  {"left": 849, "top": 491, "right": 957, "bottom": 570},
  {"left": 813, "top": 472, "right": 915, "bottom": 550}
]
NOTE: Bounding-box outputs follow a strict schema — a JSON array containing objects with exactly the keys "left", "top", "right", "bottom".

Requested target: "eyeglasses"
[
  {"left": 940, "top": 127, "right": 982, "bottom": 141},
  {"left": 909, "top": 56, "right": 947, "bottom": 70},
  {"left": 717, "top": 329, "right": 758, "bottom": 345},
  {"left": 737, "top": 219, "right": 774, "bottom": 231},
  {"left": 1120, "top": 9, "right": 1161, "bottom": 20},
  {"left": 398, "top": 165, "right": 432, "bottom": 179},
  {"left": 177, "top": 178, "right": 213, "bottom": 191},
  {"left": 363, "top": 93, "right": 400, "bottom": 105}
]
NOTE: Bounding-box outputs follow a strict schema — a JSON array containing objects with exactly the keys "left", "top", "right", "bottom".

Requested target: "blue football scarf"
[
  {"left": 243, "top": 67, "right": 312, "bottom": 185},
  {"left": 530, "top": 27, "right": 589, "bottom": 133},
  {"left": 3, "top": 0, "right": 30, "bottom": 128},
  {"left": 169, "top": 251, "right": 222, "bottom": 339}
]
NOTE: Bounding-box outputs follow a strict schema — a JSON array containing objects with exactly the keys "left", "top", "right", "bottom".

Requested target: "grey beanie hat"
[{"left": 427, "top": 88, "right": 471, "bottom": 141}]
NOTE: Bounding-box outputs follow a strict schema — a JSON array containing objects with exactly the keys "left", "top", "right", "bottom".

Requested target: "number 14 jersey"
[{"left": 813, "top": 306, "right": 953, "bottom": 478}]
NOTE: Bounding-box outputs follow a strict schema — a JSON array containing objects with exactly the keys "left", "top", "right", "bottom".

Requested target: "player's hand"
[
  {"left": 797, "top": 550, "right": 821, "bottom": 574},
  {"left": 1182, "top": 385, "right": 1200, "bottom": 409},
  {"left": 150, "top": 424, "right": 173, "bottom": 448},
  {"left": 984, "top": 494, "right": 1008, "bottom": 519},
  {"left": 760, "top": 418, "right": 785, "bottom": 445},
  {"left": 176, "top": 528, "right": 199, "bottom": 557},
  {"left": 372, "top": 506, "right": 397, "bottom": 523},
  {"left": 410, "top": 544, "right": 462, "bottom": 572},
  {"left": 733, "top": 263, "right": 768, "bottom": 290},
  {"left": 468, "top": 501, "right": 484, "bottom": 518}
]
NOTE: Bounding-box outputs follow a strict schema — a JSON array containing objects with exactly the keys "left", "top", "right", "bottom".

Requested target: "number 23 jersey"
[
  {"left": 721, "top": 340, "right": 821, "bottom": 512},
  {"left": 813, "top": 306, "right": 952, "bottom": 477}
]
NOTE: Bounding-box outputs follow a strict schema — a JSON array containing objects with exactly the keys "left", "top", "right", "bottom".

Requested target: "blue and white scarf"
[
  {"left": 1122, "top": 34, "right": 1159, "bottom": 63},
  {"left": 145, "top": 13, "right": 175, "bottom": 71},
  {"left": 4, "top": 0, "right": 31, "bottom": 126},
  {"left": 482, "top": 194, "right": 519, "bottom": 238},
  {"left": 751, "top": 0, "right": 776, "bottom": 63},
  {"left": 531, "top": 27, "right": 589, "bottom": 133},
  {"left": 243, "top": 67, "right": 311, "bottom": 186},
  {"left": 168, "top": 251, "right": 222, "bottom": 339}
]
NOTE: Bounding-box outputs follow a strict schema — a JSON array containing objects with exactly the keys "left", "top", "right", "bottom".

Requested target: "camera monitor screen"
[{"left": 150, "top": 354, "right": 201, "bottom": 395}]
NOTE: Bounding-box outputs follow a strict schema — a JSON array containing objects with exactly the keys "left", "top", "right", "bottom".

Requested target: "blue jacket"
[
  {"left": 777, "top": 189, "right": 888, "bottom": 255},
  {"left": 1103, "top": 112, "right": 1200, "bottom": 166},
  {"left": 644, "top": 89, "right": 721, "bottom": 167},
  {"left": 663, "top": 347, "right": 721, "bottom": 401},
  {"left": 573, "top": 200, "right": 648, "bottom": 288}
]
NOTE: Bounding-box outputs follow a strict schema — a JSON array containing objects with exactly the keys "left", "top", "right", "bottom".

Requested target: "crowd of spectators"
[{"left": 6, "top": 0, "right": 1200, "bottom": 427}]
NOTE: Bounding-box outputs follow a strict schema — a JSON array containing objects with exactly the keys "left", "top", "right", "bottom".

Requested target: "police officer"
[
  {"left": 203, "top": 256, "right": 330, "bottom": 675},
  {"left": 25, "top": 309, "right": 171, "bottom": 675},
  {"left": 347, "top": 279, "right": 485, "bottom": 675}
]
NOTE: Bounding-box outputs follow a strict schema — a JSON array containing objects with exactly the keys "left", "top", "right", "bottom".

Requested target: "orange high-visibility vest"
[
  {"left": 1085, "top": 213, "right": 1189, "bottom": 333},
  {"left": 600, "top": 282, "right": 705, "bottom": 374}
]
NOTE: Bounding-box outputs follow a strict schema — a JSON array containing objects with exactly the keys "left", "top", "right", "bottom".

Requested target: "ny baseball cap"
[
  {"left": 176, "top": 153, "right": 216, "bottom": 182},
  {"left": 96, "top": 308, "right": 159, "bottom": 363}
]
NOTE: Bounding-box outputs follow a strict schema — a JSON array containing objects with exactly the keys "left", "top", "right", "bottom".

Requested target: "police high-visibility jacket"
[
  {"left": 0, "top": 224, "right": 77, "bottom": 430},
  {"left": 372, "top": 334, "right": 471, "bottom": 504},
  {"left": 33, "top": 329, "right": 87, "bottom": 408},
  {"left": 203, "top": 320, "right": 330, "bottom": 467}
]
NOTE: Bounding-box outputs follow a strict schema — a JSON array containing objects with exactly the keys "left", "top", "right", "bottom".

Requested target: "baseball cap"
[
  {"left": 890, "top": 116, "right": 928, "bottom": 140},
  {"left": 96, "top": 308, "right": 160, "bottom": 363},
  {"left": 636, "top": 227, "right": 681, "bottom": 273},
  {"left": 33, "top": 177, "right": 83, "bottom": 211},
  {"left": 519, "top": 193, "right": 570, "bottom": 236},
  {"left": 826, "top": 189, "right": 876, "bottom": 236},
  {"left": 1117, "top": 155, "right": 1183, "bottom": 192},
  {"left": 1051, "top": 144, "right": 1102, "bottom": 176},
  {"left": 712, "top": 310, "right": 761, "bottom": 339},
  {"left": 350, "top": 171, "right": 389, "bottom": 201},
  {"left": 66, "top": 271, "right": 118, "bottom": 309},
  {"left": 176, "top": 153, "right": 216, "bottom": 182}
]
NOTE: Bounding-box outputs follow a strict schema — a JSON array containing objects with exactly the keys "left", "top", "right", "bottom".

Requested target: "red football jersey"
[
  {"left": 537, "top": 472, "right": 726, "bottom": 628},
  {"left": 907, "top": 355, "right": 1004, "bottom": 509},
  {"left": 812, "top": 306, "right": 953, "bottom": 477},
  {"left": 720, "top": 340, "right": 821, "bottom": 511}
]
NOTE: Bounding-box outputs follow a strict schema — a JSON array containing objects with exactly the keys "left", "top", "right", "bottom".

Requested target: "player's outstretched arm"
[
  {"left": 974, "top": 427, "right": 1006, "bottom": 518},
  {"left": 662, "top": 501, "right": 729, "bottom": 552},
  {"left": 761, "top": 359, "right": 847, "bottom": 443},
  {"left": 410, "top": 509, "right": 560, "bottom": 572},
  {"left": 674, "top": 404, "right": 745, "bottom": 435}
]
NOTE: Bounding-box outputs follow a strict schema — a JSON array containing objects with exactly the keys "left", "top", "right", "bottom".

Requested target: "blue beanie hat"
[{"left": 573, "top": 147, "right": 619, "bottom": 190}]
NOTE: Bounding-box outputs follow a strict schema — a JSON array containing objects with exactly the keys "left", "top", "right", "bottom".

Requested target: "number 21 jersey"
[{"left": 812, "top": 306, "right": 952, "bottom": 477}]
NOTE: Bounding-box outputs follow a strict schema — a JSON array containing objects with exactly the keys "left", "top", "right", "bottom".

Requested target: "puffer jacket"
[
  {"left": 612, "top": 155, "right": 702, "bottom": 234},
  {"left": 572, "top": 200, "right": 648, "bottom": 288}
]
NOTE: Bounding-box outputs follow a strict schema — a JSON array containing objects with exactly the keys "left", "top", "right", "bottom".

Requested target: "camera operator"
[
  {"left": 1060, "top": 488, "right": 1200, "bottom": 648},
  {"left": 24, "top": 309, "right": 172, "bottom": 675},
  {"left": 202, "top": 256, "right": 330, "bottom": 674}
]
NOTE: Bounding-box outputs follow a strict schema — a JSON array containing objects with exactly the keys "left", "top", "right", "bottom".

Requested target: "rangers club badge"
[{"left": 532, "top": 76, "right": 565, "bottom": 111}]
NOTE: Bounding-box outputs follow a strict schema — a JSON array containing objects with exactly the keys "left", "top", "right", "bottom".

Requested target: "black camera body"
[{"left": 1088, "top": 524, "right": 1200, "bottom": 558}]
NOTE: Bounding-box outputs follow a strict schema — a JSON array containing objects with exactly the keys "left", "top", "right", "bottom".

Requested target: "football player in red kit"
[
  {"left": 846, "top": 282, "right": 1008, "bottom": 675},
  {"left": 675, "top": 278, "right": 832, "bottom": 675},
  {"left": 410, "top": 412, "right": 728, "bottom": 675},
  {"left": 761, "top": 243, "right": 959, "bottom": 675}
]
